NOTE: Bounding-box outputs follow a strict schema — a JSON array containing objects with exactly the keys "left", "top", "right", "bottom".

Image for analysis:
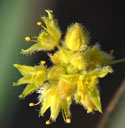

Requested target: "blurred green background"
[{"left": 0, "top": 0, "right": 124, "bottom": 128}]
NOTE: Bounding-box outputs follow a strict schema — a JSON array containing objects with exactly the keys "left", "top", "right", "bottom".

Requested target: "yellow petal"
[
  {"left": 14, "top": 63, "right": 46, "bottom": 98},
  {"left": 48, "top": 66, "right": 66, "bottom": 80},
  {"left": 50, "top": 92, "right": 60, "bottom": 121},
  {"left": 58, "top": 79, "right": 76, "bottom": 98},
  {"left": 84, "top": 45, "right": 113, "bottom": 69},
  {"left": 61, "top": 98, "right": 71, "bottom": 119},
  {"left": 19, "top": 83, "right": 39, "bottom": 98},
  {"left": 31, "top": 70, "right": 46, "bottom": 85},
  {"left": 40, "top": 85, "right": 61, "bottom": 121},
  {"left": 88, "top": 90, "right": 102, "bottom": 112},
  {"left": 71, "top": 52, "right": 86, "bottom": 70},
  {"left": 21, "top": 43, "right": 42, "bottom": 53},
  {"left": 41, "top": 10, "right": 61, "bottom": 43},
  {"left": 58, "top": 47, "right": 72, "bottom": 64},
  {"left": 14, "top": 64, "right": 33, "bottom": 76},
  {"left": 60, "top": 74, "right": 80, "bottom": 85},
  {"left": 87, "top": 66, "right": 113, "bottom": 78},
  {"left": 76, "top": 75, "right": 102, "bottom": 113},
  {"left": 13, "top": 76, "right": 31, "bottom": 85}
]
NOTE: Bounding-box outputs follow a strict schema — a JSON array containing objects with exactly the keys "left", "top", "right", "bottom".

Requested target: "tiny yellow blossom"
[
  {"left": 13, "top": 10, "right": 125, "bottom": 124},
  {"left": 84, "top": 44, "right": 114, "bottom": 70},
  {"left": 75, "top": 66, "right": 113, "bottom": 113},
  {"left": 22, "top": 10, "right": 61, "bottom": 53},
  {"left": 39, "top": 85, "right": 71, "bottom": 121},
  {"left": 13, "top": 63, "right": 46, "bottom": 98}
]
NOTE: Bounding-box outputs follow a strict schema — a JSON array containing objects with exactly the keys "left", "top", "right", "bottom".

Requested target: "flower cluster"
[{"left": 13, "top": 10, "right": 125, "bottom": 124}]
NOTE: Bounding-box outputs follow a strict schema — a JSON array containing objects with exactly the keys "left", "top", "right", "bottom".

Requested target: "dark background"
[{"left": 0, "top": 0, "right": 124, "bottom": 128}]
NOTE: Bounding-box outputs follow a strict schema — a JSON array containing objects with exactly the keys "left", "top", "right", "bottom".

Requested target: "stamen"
[
  {"left": 65, "top": 118, "right": 71, "bottom": 123},
  {"left": 29, "top": 102, "right": 35, "bottom": 106},
  {"left": 25, "top": 36, "right": 31, "bottom": 42},
  {"left": 41, "top": 61, "right": 46, "bottom": 65},
  {"left": 29, "top": 102, "right": 40, "bottom": 107},
  {"left": 45, "top": 119, "right": 51, "bottom": 125},
  {"left": 37, "top": 22, "right": 42, "bottom": 26}
]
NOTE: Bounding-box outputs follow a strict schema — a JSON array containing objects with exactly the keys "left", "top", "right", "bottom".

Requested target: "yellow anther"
[
  {"left": 29, "top": 101, "right": 40, "bottom": 107},
  {"left": 25, "top": 37, "right": 31, "bottom": 42},
  {"left": 29, "top": 102, "right": 35, "bottom": 107},
  {"left": 37, "top": 22, "right": 42, "bottom": 26},
  {"left": 41, "top": 61, "right": 46, "bottom": 65},
  {"left": 65, "top": 118, "right": 71, "bottom": 123},
  {"left": 45, "top": 119, "right": 51, "bottom": 125}
]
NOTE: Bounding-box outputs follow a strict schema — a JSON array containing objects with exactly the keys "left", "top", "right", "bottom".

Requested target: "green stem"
[{"left": 110, "top": 58, "right": 125, "bottom": 65}]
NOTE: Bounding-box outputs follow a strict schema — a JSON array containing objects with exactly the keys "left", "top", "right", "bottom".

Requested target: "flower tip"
[
  {"left": 19, "top": 94, "right": 24, "bottom": 99},
  {"left": 98, "top": 108, "right": 102, "bottom": 113},
  {"left": 45, "top": 9, "right": 53, "bottom": 13},
  {"left": 21, "top": 49, "right": 28, "bottom": 54},
  {"left": 95, "top": 105, "right": 102, "bottom": 113},
  {"left": 13, "top": 64, "right": 18, "bottom": 68},
  {"left": 13, "top": 82, "right": 17, "bottom": 86},
  {"left": 21, "top": 49, "right": 25, "bottom": 53}
]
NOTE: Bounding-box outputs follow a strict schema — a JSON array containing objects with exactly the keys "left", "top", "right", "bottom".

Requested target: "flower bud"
[{"left": 64, "top": 23, "right": 89, "bottom": 51}]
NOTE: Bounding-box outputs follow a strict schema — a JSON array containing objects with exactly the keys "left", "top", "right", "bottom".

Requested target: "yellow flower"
[
  {"left": 13, "top": 61, "right": 46, "bottom": 98},
  {"left": 39, "top": 84, "right": 71, "bottom": 122},
  {"left": 84, "top": 44, "right": 113, "bottom": 70},
  {"left": 75, "top": 66, "right": 113, "bottom": 113},
  {"left": 22, "top": 10, "right": 61, "bottom": 54},
  {"left": 13, "top": 10, "right": 125, "bottom": 124}
]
